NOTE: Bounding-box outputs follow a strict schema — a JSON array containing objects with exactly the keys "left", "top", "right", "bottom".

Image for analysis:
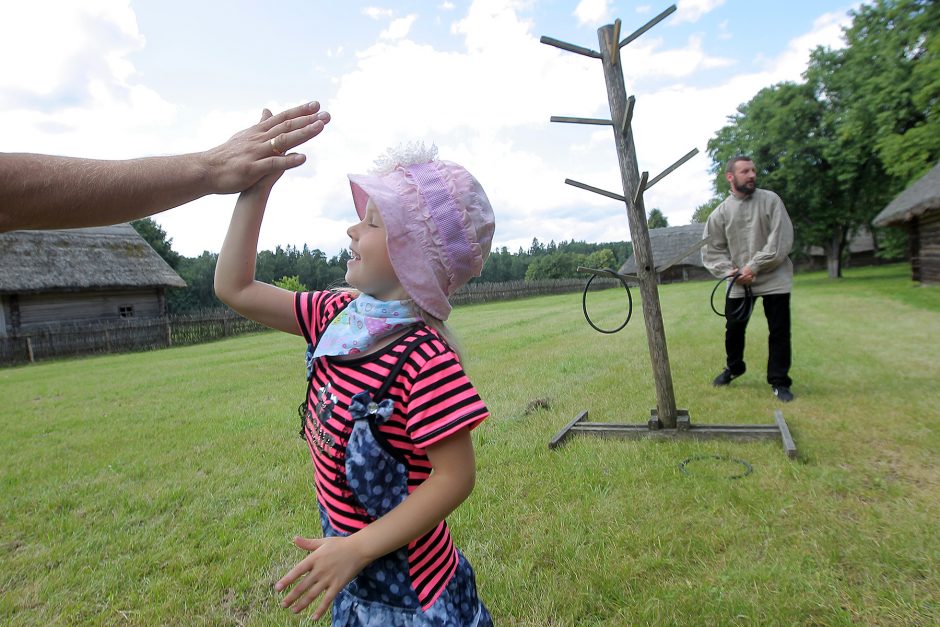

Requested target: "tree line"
[
  {"left": 132, "top": 219, "right": 634, "bottom": 313},
  {"left": 694, "top": 0, "right": 938, "bottom": 278}
]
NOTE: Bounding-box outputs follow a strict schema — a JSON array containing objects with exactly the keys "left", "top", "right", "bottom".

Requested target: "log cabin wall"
[
  {"left": 15, "top": 289, "right": 163, "bottom": 330},
  {"left": 920, "top": 211, "right": 940, "bottom": 285}
]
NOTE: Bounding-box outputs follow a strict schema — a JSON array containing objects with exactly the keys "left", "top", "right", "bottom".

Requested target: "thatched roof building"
[
  {"left": 874, "top": 162, "right": 940, "bottom": 228},
  {"left": 619, "top": 224, "right": 711, "bottom": 283},
  {"left": 0, "top": 224, "right": 184, "bottom": 294},
  {"left": 0, "top": 224, "right": 185, "bottom": 337},
  {"left": 873, "top": 162, "right": 940, "bottom": 285}
]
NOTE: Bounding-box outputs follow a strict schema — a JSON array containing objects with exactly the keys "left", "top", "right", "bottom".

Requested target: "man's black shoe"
[
  {"left": 772, "top": 386, "right": 794, "bottom": 402},
  {"left": 712, "top": 369, "right": 740, "bottom": 387}
]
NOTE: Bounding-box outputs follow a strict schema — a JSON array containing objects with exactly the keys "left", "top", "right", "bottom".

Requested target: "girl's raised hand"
[{"left": 275, "top": 535, "right": 371, "bottom": 620}]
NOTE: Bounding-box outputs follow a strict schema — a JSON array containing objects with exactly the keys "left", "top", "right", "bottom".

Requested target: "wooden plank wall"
[
  {"left": 17, "top": 289, "right": 161, "bottom": 328},
  {"left": 920, "top": 210, "right": 940, "bottom": 285}
]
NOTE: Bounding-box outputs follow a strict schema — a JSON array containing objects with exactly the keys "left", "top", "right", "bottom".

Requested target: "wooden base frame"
[{"left": 549, "top": 409, "right": 797, "bottom": 459}]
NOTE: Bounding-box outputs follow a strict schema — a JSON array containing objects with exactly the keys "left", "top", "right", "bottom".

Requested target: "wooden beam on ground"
[
  {"left": 774, "top": 410, "right": 798, "bottom": 459},
  {"left": 549, "top": 410, "right": 589, "bottom": 449}
]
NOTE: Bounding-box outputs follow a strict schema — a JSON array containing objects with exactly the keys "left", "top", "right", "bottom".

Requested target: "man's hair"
[{"left": 725, "top": 154, "right": 754, "bottom": 173}]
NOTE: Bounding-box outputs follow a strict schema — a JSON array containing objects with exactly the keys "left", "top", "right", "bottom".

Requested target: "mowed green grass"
[{"left": 2, "top": 264, "right": 938, "bottom": 625}]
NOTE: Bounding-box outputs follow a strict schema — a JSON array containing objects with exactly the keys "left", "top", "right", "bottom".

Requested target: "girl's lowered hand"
[{"left": 275, "top": 535, "right": 371, "bottom": 620}]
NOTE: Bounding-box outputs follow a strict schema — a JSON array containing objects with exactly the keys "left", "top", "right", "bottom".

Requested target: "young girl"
[{"left": 214, "top": 122, "right": 495, "bottom": 626}]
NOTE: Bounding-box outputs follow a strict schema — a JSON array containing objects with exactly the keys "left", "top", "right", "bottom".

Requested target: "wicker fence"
[
  {"left": 1, "top": 277, "right": 617, "bottom": 366},
  {"left": 451, "top": 276, "right": 617, "bottom": 306},
  {"left": 0, "top": 310, "right": 268, "bottom": 366}
]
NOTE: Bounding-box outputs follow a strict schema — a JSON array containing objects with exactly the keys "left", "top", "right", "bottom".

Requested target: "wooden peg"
[
  {"left": 540, "top": 36, "right": 602, "bottom": 59},
  {"left": 611, "top": 19, "right": 622, "bottom": 65},
  {"left": 565, "top": 178, "right": 626, "bottom": 202},
  {"left": 620, "top": 96, "right": 635, "bottom": 136},
  {"left": 550, "top": 116, "right": 613, "bottom": 126},
  {"left": 620, "top": 5, "right": 677, "bottom": 48}
]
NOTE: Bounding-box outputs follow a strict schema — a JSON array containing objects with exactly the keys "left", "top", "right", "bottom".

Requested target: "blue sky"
[{"left": 1, "top": 0, "right": 858, "bottom": 257}]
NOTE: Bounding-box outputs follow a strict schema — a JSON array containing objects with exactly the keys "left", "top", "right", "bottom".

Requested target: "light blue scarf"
[{"left": 311, "top": 294, "right": 420, "bottom": 359}]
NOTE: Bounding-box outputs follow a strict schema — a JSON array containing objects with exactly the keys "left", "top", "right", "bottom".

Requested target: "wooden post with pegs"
[{"left": 541, "top": 6, "right": 797, "bottom": 458}]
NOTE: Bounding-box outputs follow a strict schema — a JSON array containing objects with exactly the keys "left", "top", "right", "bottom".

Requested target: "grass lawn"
[{"left": 2, "top": 263, "right": 938, "bottom": 625}]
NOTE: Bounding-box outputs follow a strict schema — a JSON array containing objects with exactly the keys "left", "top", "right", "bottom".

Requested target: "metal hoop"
[
  {"left": 582, "top": 270, "right": 633, "bottom": 334},
  {"left": 679, "top": 454, "right": 753, "bottom": 479},
  {"left": 709, "top": 273, "right": 754, "bottom": 321}
]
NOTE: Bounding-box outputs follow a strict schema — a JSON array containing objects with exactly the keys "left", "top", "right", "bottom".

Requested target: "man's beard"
[{"left": 734, "top": 177, "right": 756, "bottom": 195}]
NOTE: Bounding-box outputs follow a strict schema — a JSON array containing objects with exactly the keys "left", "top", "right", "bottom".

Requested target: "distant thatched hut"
[
  {"left": 619, "top": 224, "right": 711, "bottom": 284},
  {"left": 0, "top": 224, "right": 185, "bottom": 337},
  {"left": 873, "top": 162, "right": 940, "bottom": 285}
]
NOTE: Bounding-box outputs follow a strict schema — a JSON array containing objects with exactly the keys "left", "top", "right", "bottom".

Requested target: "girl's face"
[{"left": 346, "top": 200, "right": 408, "bottom": 301}]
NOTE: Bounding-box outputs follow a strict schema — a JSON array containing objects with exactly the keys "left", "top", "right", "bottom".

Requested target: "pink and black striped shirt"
[{"left": 294, "top": 290, "right": 488, "bottom": 609}]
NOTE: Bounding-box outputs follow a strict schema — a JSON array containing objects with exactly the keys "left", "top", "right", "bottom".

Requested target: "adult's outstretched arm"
[{"left": 0, "top": 100, "right": 329, "bottom": 233}]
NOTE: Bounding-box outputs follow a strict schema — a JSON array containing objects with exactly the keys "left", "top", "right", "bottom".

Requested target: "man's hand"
[
  {"left": 736, "top": 265, "right": 755, "bottom": 285},
  {"left": 202, "top": 101, "right": 331, "bottom": 195}
]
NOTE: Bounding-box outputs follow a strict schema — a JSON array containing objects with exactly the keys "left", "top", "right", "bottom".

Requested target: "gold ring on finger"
[{"left": 270, "top": 137, "right": 283, "bottom": 155}]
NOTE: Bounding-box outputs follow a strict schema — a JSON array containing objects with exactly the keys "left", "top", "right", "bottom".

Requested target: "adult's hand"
[
  {"left": 203, "top": 101, "right": 331, "bottom": 194},
  {"left": 736, "top": 265, "right": 755, "bottom": 285},
  {"left": 0, "top": 100, "right": 331, "bottom": 233}
]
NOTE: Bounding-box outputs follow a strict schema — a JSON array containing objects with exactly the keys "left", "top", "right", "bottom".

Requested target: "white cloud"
[
  {"left": 620, "top": 35, "right": 735, "bottom": 81},
  {"left": 0, "top": 0, "right": 144, "bottom": 102},
  {"left": 574, "top": 0, "right": 611, "bottom": 26},
  {"left": 440, "top": 1, "right": 456, "bottom": 10},
  {"left": 0, "top": 0, "right": 176, "bottom": 158},
  {"left": 717, "top": 19, "right": 731, "bottom": 40},
  {"left": 760, "top": 9, "right": 850, "bottom": 79},
  {"left": 674, "top": 0, "right": 726, "bottom": 24},
  {"left": 363, "top": 7, "right": 394, "bottom": 20},
  {"left": 380, "top": 14, "right": 418, "bottom": 40}
]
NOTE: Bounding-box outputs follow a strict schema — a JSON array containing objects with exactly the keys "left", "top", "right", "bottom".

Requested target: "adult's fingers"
[
  {"left": 266, "top": 112, "right": 329, "bottom": 150},
  {"left": 260, "top": 101, "right": 321, "bottom": 133}
]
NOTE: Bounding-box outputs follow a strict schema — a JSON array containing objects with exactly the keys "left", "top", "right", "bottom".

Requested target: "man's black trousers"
[{"left": 724, "top": 292, "right": 792, "bottom": 387}]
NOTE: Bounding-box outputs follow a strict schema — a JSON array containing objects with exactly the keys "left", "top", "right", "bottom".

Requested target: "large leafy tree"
[
  {"left": 805, "top": 0, "right": 939, "bottom": 274},
  {"left": 811, "top": 0, "right": 939, "bottom": 184}
]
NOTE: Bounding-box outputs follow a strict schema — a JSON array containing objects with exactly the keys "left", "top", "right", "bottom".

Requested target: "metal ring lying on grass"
[
  {"left": 582, "top": 270, "right": 633, "bottom": 334},
  {"left": 679, "top": 454, "right": 753, "bottom": 480}
]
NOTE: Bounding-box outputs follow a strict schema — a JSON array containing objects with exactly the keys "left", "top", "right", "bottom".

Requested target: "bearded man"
[{"left": 702, "top": 155, "right": 795, "bottom": 402}]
